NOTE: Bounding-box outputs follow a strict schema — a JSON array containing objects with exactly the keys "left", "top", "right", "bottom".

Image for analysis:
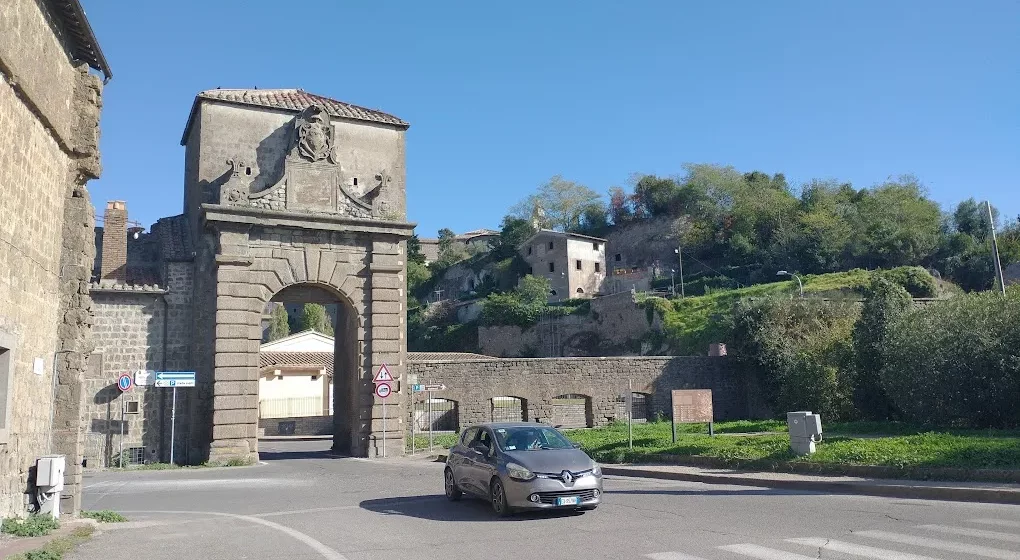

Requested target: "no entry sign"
[{"left": 375, "top": 382, "right": 392, "bottom": 399}]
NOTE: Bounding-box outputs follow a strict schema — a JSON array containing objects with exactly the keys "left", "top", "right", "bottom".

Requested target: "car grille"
[
  {"left": 535, "top": 489, "right": 598, "bottom": 505},
  {"left": 536, "top": 469, "right": 594, "bottom": 482}
]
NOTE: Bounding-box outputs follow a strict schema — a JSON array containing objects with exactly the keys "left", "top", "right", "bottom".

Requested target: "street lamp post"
[
  {"left": 670, "top": 269, "right": 676, "bottom": 298},
  {"left": 673, "top": 247, "right": 685, "bottom": 298},
  {"left": 777, "top": 270, "right": 803, "bottom": 298}
]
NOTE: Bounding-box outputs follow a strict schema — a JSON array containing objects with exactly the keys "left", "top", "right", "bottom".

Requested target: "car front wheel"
[
  {"left": 444, "top": 468, "right": 462, "bottom": 501},
  {"left": 490, "top": 478, "right": 511, "bottom": 517}
]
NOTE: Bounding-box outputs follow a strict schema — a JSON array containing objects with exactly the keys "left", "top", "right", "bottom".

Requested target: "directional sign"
[
  {"left": 154, "top": 371, "right": 196, "bottom": 388},
  {"left": 373, "top": 364, "right": 394, "bottom": 384},
  {"left": 117, "top": 373, "right": 133, "bottom": 392},
  {"left": 375, "top": 382, "right": 392, "bottom": 399},
  {"left": 412, "top": 384, "right": 424, "bottom": 392},
  {"left": 133, "top": 370, "right": 151, "bottom": 386},
  {"left": 424, "top": 384, "right": 446, "bottom": 391}
]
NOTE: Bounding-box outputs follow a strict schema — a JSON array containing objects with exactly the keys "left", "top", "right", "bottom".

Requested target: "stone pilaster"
[
  {"left": 364, "top": 239, "right": 406, "bottom": 457},
  {"left": 208, "top": 225, "right": 261, "bottom": 464}
]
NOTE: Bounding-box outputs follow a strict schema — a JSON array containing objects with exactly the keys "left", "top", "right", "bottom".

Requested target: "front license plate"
[{"left": 556, "top": 496, "right": 580, "bottom": 506}]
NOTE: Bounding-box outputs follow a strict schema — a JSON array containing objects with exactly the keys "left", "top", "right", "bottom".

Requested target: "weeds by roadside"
[
  {"left": 5, "top": 525, "right": 94, "bottom": 560},
  {"left": 80, "top": 510, "right": 127, "bottom": 523},
  {"left": 1, "top": 515, "right": 60, "bottom": 538}
]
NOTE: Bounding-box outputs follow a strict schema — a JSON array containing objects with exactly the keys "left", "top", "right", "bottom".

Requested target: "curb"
[{"left": 601, "top": 466, "right": 1020, "bottom": 505}]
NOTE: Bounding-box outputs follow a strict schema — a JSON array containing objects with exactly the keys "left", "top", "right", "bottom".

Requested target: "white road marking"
[
  {"left": 116, "top": 510, "right": 347, "bottom": 560},
  {"left": 719, "top": 543, "right": 819, "bottom": 560},
  {"left": 970, "top": 519, "right": 1020, "bottom": 529},
  {"left": 788, "top": 537, "right": 940, "bottom": 560},
  {"left": 855, "top": 530, "right": 1020, "bottom": 560},
  {"left": 918, "top": 524, "right": 1020, "bottom": 543},
  {"left": 645, "top": 552, "right": 713, "bottom": 560}
]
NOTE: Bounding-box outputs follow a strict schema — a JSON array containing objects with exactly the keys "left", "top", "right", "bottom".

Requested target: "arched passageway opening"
[{"left": 258, "top": 282, "right": 359, "bottom": 456}]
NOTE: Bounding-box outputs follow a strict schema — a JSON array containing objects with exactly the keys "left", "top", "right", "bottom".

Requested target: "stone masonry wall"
[
  {"left": 258, "top": 415, "right": 333, "bottom": 437},
  {"left": 407, "top": 356, "right": 761, "bottom": 433},
  {"left": 84, "top": 262, "right": 195, "bottom": 468},
  {"left": 0, "top": 0, "right": 104, "bottom": 517}
]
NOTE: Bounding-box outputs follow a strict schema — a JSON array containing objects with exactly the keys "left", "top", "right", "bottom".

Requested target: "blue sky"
[{"left": 84, "top": 1, "right": 1019, "bottom": 237}]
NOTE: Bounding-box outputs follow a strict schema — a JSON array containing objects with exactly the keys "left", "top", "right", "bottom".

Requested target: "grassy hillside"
[{"left": 640, "top": 267, "right": 941, "bottom": 355}]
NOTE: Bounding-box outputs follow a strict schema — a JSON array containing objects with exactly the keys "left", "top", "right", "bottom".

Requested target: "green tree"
[
  {"left": 267, "top": 305, "right": 291, "bottom": 341},
  {"left": 852, "top": 277, "right": 912, "bottom": 420},
  {"left": 515, "top": 274, "right": 551, "bottom": 305},
  {"left": 300, "top": 303, "right": 334, "bottom": 336},
  {"left": 407, "top": 234, "right": 426, "bottom": 264},
  {"left": 490, "top": 216, "right": 536, "bottom": 260},
  {"left": 510, "top": 175, "right": 604, "bottom": 232}
]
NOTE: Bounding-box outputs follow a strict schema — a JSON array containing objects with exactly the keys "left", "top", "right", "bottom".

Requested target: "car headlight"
[
  {"left": 506, "top": 462, "right": 535, "bottom": 481},
  {"left": 591, "top": 462, "right": 602, "bottom": 476}
]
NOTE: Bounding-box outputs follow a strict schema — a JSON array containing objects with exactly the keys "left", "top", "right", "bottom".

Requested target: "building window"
[
  {"left": 577, "top": 288, "right": 584, "bottom": 294},
  {"left": 528, "top": 266, "right": 533, "bottom": 274},
  {"left": 593, "top": 242, "right": 599, "bottom": 250},
  {"left": 0, "top": 331, "right": 13, "bottom": 444},
  {"left": 528, "top": 246, "right": 532, "bottom": 255},
  {"left": 550, "top": 290, "right": 557, "bottom": 296},
  {"left": 615, "top": 254, "right": 622, "bottom": 262},
  {"left": 125, "top": 400, "right": 140, "bottom": 414},
  {"left": 548, "top": 241, "right": 554, "bottom": 250},
  {"left": 576, "top": 260, "right": 582, "bottom": 270},
  {"left": 548, "top": 262, "right": 555, "bottom": 273},
  {"left": 595, "top": 262, "right": 601, "bottom": 272}
]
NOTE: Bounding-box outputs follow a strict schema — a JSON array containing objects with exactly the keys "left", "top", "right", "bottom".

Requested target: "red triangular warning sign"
[{"left": 373, "top": 364, "right": 394, "bottom": 383}]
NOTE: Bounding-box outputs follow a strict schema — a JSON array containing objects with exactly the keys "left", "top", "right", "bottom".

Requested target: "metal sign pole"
[
  {"left": 410, "top": 386, "right": 415, "bottom": 455},
  {"left": 627, "top": 380, "right": 633, "bottom": 452},
  {"left": 119, "top": 397, "right": 125, "bottom": 468},
  {"left": 169, "top": 386, "right": 177, "bottom": 465},
  {"left": 428, "top": 390, "right": 434, "bottom": 453},
  {"left": 671, "top": 391, "right": 678, "bottom": 443},
  {"left": 382, "top": 399, "right": 387, "bottom": 458}
]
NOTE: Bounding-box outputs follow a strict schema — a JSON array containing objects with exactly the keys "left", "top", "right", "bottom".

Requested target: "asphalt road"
[{"left": 70, "top": 440, "right": 1020, "bottom": 560}]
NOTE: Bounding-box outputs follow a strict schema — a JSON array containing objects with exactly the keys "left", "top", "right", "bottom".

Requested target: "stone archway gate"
[{"left": 180, "top": 90, "right": 415, "bottom": 463}]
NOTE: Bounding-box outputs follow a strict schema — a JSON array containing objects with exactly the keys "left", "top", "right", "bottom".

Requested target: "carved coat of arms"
[{"left": 294, "top": 105, "right": 338, "bottom": 163}]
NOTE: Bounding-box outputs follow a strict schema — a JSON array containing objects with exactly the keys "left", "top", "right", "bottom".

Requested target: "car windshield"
[{"left": 493, "top": 426, "right": 575, "bottom": 451}]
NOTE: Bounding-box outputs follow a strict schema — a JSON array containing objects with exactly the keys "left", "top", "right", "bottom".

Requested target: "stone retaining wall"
[{"left": 407, "top": 356, "right": 764, "bottom": 432}]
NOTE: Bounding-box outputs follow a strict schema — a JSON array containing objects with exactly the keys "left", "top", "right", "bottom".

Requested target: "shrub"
[
  {"left": 875, "top": 266, "right": 938, "bottom": 298},
  {"left": 852, "top": 277, "right": 913, "bottom": 420},
  {"left": 731, "top": 296, "right": 860, "bottom": 421},
  {"left": 880, "top": 287, "right": 1020, "bottom": 428}
]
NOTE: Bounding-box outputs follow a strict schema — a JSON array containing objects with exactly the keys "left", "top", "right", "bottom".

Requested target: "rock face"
[{"left": 0, "top": 0, "right": 110, "bottom": 518}]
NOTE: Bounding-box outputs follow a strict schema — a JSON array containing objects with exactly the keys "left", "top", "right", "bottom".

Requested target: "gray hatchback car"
[{"left": 444, "top": 422, "right": 603, "bottom": 516}]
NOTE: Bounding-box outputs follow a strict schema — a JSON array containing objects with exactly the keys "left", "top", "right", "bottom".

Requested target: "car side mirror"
[{"left": 571, "top": 442, "right": 582, "bottom": 449}]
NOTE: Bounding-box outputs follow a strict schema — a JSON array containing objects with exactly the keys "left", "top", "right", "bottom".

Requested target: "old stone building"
[
  {"left": 519, "top": 230, "right": 607, "bottom": 302},
  {"left": 85, "top": 88, "right": 413, "bottom": 465},
  {"left": 0, "top": 0, "right": 110, "bottom": 517}
]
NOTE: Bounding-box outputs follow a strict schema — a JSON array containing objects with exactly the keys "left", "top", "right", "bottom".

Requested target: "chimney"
[{"left": 100, "top": 201, "right": 128, "bottom": 284}]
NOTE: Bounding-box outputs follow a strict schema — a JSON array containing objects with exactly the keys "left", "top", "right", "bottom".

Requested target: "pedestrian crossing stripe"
[
  {"left": 788, "top": 537, "right": 940, "bottom": 560},
  {"left": 918, "top": 524, "right": 1020, "bottom": 543},
  {"left": 644, "top": 520, "right": 1020, "bottom": 560}
]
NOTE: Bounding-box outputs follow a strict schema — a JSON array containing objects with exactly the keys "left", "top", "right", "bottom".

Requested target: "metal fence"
[
  {"left": 259, "top": 396, "right": 324, "bottom": 419},
  {"left": 616, "top": 392, "right": 651, "bottom": 422},
  {"left": 411, "top": 398, "right": 458, "bottom": 432},
  {"left": 490, "top": 396, "right": 527, "bottom": 422}
]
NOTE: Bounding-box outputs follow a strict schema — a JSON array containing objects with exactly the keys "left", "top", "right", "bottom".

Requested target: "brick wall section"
[
  {"left": 259, "top": 415, "right": 333, "bottom": 437},
  {"left": 0, "top": 0, "right": 104, "bottom": 517},
  {"left": 100, "top": 202, "right": 127, "bottom": 283},
  {"left": 406, "top": 356, "right": 761, "bottom": 432}
]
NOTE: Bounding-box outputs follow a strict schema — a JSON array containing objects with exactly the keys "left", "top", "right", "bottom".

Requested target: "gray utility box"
[{"left": 787, "top": 411, "right": 822, "bottom": 455}]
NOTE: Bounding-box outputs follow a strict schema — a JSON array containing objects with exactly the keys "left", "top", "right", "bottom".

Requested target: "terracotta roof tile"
[
  {"left": 260, "top": 352, "right": 334, "bottom": 376},
  {"left": 197, "top": 89, "right": 408, "bottom": 129}
]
